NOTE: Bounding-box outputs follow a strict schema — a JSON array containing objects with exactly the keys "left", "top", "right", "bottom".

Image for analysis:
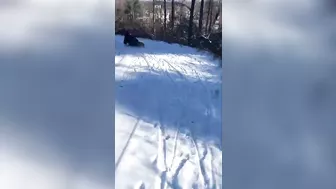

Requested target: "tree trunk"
[
  {"left": 171, "top": 0, "right": 175, "bottom": 30},
  {"left": 153, "top": 0, "right": 155, "bottom": 34},
  {"left": 208, "top": 0, "right": 213, "bottom": 33},
  {"left": 188, "top": 0, "right": 196, "bottom": 45},
  {"left": 199, "top": 0, "right": 204, "bottom": 35},
  {"left": 209, "top": 7, "right": 220, "bottom": 34},
  {"left": 164, "top": 0, "right": 167, "bottom": 38},
  {"left": 205, "top": 0, "right": 212, "bottom": 34}
]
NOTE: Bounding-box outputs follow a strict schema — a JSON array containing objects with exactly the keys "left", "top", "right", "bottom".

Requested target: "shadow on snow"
[{"left": 115, "top": 68, "right": 222, "bottom": 148}]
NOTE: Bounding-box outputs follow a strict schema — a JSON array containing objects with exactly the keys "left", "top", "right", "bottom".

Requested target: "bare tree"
[
  {"left": 171, "top": 0, "right": 175, "bottom": 29},
  {"left": 188, "top": 0, "right": 196, "bottom": 44},
  {"left": 153, "top": 0, "right": 155, "bottom": 34},
  {"left": 207, "top": 0, "right": 221, "bottom": 34},
  {"left": 199, "top": 0, "right": 205, "bottom": 35},
  {"left": 164, "top": 0, "right": 167, "bottom": 37},
  {"left": 208, "top": 0, "right": 213, "bottom": 33},
  {"left": 205, "top": 0, "right": 212, "bottom": 34},
  {"left": 115, "top": 0, "right": 222, "bottom": 58},
  {"left": 209, "top": 5, "right": 220, "bottom": 34}
]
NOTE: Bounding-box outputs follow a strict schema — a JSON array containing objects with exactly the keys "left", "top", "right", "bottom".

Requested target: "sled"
[{"left": 125, "top": 41, "right": 145, "bottom": 48}]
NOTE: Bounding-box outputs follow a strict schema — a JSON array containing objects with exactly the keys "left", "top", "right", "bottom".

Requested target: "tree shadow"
[{"left": 115, "top": 69, "right": 222, "bottom": 148}]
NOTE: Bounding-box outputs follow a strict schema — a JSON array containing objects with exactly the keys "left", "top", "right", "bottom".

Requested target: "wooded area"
[{"left": 116, "top": 0, "right": 222, "bottom": 57}]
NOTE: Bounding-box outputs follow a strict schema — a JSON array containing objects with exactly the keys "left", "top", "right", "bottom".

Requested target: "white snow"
[{"left": 115, "top": 36, "right": 222, "bottom": 188}]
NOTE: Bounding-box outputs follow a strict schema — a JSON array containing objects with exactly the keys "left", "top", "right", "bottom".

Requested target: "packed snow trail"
[{"left": 115, "top": 36, "right": 222, "bottom": 189}]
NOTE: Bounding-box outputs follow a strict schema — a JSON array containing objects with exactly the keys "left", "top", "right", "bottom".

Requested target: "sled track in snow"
[
  {"left": 152, "top": 54, "right": 214, "bottom": 189},
  {"left": 115, "top": 118, "right": 141, "bottom": 171}
]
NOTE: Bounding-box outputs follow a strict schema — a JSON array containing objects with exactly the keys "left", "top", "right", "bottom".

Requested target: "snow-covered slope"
[{"left": 115, "top": 36, "right": 222, "bottom": 189}]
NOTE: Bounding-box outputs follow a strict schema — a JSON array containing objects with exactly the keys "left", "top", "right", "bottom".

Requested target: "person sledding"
[{"left": 123, "top": 30, "right": 145, "bottom": 47}]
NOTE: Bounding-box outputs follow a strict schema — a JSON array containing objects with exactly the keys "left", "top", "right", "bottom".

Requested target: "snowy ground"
[{"left": 115, "top": 36, "right": 222, "bottom": 189}]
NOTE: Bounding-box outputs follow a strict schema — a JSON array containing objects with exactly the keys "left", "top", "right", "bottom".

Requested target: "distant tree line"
[{"left": 116, "top": 0, "right": 222, "bottom": 58}]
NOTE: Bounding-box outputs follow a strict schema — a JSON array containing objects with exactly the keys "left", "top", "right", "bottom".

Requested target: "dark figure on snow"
[{"left": 123, "top": 31, "right": 144, "bottom": 47}]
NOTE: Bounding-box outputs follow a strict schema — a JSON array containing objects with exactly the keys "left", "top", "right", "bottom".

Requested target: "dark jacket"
[{"left": 123, "top": 31, "right": 139, "bottom": 46}]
